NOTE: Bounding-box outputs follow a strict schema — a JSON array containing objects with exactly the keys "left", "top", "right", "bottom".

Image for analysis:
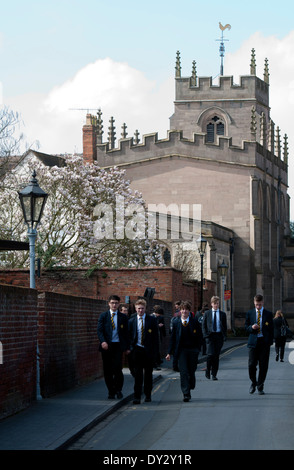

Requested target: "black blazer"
[
  {"left": 128, "top": 314, "right": 159, "bottom": 361},
  {"left": 168, "top": 316, "right": 202, "bottom": 358},
  {"left": 273, "top": 316, "right": 289, "bottom": 339},
  {"left": 245, "top": 308, "right": 274, "bottom": 348},
  {"left": 97, "top": 310, "right": 130, "bottom": 352},
  {"left": 202, "top": 309, "right": 227, "bottom": 340}
]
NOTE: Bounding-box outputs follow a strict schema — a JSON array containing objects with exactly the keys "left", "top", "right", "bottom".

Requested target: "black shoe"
[
  {"left": 249, "top": 384, "right": 256, "bottom": 394},
  {"left": 276, "top": 354, "right": 279, "bottom": 361},
  {"left": 212, "top": 375, "right": 218, "bottom": 381},
  {"left": 183, "top": 395, "right": 191, "bottom": 402},
  {"left": 108, "top": 394, "right": 115, "bottom": 399},
  {"left": 117, "top": 391, "right": 123, "bottom": 399},
  {"left": 205, "top": 370, "right": 210, "bottom": 379},
  {"left": 133, "top": 398, "right": 141, "bottom": 404},
  {"left": 280, "top": 359, "right": 284, "bottom": 362},
  {"left": 258, "top": 389, "right": 265, "bottom": 395},
  {"left": 144, "top": 397, "right": 151, "bottom": 402}
]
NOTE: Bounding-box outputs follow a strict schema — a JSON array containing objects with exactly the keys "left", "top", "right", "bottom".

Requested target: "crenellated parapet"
[
  {"left": 173, "top": 49, "right": 269, "bottom": 107},
  {"left": 86, "top": 125, "right": 287, "bottom": 185},
  {"left": 82, "top": 49, "right": 288, "bottom": 184}
]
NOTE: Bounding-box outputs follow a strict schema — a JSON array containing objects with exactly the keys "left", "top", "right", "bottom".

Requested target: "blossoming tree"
[{"left": 0, "top": 154, "right": 164, "bottom": 269}]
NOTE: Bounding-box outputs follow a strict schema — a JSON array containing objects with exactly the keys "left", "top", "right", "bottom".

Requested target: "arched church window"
[{"left": 206, "top": 116, "right": 225, "bottom": 143}]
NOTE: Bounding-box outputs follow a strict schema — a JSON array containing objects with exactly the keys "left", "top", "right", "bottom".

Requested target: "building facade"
[{"left": 82, "top": 49, "right": 290, "bottom": 320}]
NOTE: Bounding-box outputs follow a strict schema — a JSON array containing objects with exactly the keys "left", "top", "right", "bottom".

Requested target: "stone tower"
[{"left": 82, "top": 49, "right": 290, "bottom": 319}]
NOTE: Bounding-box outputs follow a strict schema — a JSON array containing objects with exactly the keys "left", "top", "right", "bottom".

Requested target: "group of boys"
[
  {"left": 97, "top": 296, "right": 159, "bottom": 404},
  {"left": 98, "top": 293, "right": 274, "bottom": 403}
]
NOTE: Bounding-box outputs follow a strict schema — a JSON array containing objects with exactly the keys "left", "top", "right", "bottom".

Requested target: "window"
[{"left": 206, "top": 116, "right": 225, "bottom": 143}]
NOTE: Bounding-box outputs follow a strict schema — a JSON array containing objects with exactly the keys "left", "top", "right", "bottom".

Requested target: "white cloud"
[
  {"left": 6, "top": 58, "right": 174, "bottom": 155},
  {"left": 5, "top": 34, "right": 294, "bottom": 219}
]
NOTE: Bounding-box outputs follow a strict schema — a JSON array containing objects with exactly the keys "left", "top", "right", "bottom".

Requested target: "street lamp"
[
  {"left": 18, "top": 170, "right": 48, "bottom": 289},
  {"left": 18, "top": 170, "right": 47, "bottom": 401},
  {"left": 197, "top": 234, "right": 207, "bottom": 310},
  {"left": 218, "top": 259, "right": 228, "bottom": 311}
]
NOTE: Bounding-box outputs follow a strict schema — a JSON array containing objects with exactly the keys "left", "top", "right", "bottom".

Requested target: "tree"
[
  {"left": 0, "top": 106, "right": 24, "bottom": 156},
  {"left": 0, "top": 154, "right": 164, "bottom": 269},
  {"left": 173, "top": 243, "right": 199, "bottom": 281},
  {"left": 0, "top": 105, "right": 25, "bottom": 181}
]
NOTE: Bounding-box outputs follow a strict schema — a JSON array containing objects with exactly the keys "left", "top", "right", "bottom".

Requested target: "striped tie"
[
  {"left": 140, "top": 317, "right": 144, "bottom": 345},
  {"left": 257, "top": 310, "right": 261, "bottom": 332},
  {"left": 111, "top": 312, "right": 115, "bottom": 330}
]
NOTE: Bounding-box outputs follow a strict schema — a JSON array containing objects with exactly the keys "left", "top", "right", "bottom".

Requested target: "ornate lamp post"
[
  {"left": 218, "top": 259, "right": 228, "bottom": 312},
  {"left": 18, "top": 170, "right": 48, "bottom": 289},
  {"left": 18, "top": 170, "right": 48, "bottom": 400},
  {"left": 197, "top": 234, "right": 207, "bottom": 310}
]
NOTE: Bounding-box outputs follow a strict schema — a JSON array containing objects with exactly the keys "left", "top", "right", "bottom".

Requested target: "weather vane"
[{"left": 217, "top": 22, "right": 231, "bottom": 76}]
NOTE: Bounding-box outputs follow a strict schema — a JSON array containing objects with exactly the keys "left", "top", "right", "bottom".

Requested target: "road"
[{"left": 68, "top": 342, "right": 294, "bottom": 451}]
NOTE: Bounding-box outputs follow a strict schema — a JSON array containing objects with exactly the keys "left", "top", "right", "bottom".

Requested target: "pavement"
[{"left": 0, "top": 339, "right": 247, "bottom": 450}]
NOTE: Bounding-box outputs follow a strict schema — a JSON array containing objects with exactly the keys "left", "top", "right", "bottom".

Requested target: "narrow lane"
[{"left": 69, "top": 343, "right": 294, "bottom": 450}]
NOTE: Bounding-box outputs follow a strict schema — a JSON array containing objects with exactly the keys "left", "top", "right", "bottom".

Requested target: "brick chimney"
[{"left": 83, "top": 114, "right": 96, "bottom": 164}]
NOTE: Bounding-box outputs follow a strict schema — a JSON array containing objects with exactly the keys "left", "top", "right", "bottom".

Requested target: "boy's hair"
[
  {"left": 180, "top": 300, "right": 191, "bottom": 310},
  {"left": 108, "top": 295, "right": 120, "bottom": 302},
  {"left": 153, "top": 305, "right": 164, "bottom": 315},
  {"left": 119, "top": 303, "right": 129, "bottom": 310},
  {"left": 135, "top": 298, "right": 147, "bottom": 307}
]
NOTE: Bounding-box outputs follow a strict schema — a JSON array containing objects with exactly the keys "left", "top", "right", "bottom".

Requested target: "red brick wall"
[
  {"left": 0, "top": 269, "right": 97, "bottom": 299},
  {"left": 0, "top": 283, "right": 110, "bottom": 418},
  {"left": 38, "top": 291, "right": 106, "bottom": 398},
  {"left": 0, "top": 272, "right": 216, "bottom": 418},
  {"left": 96, "top": 267, "right": 181, "bottom": 304},
  {"left": 0, "top": 267, "right": 215, "bottom": 310},
  {"left": 0, "top": 266, "right": 215, "bottom": 313},
  {"left": 0, "top": 284, "right": 38, "bottom": 419}
]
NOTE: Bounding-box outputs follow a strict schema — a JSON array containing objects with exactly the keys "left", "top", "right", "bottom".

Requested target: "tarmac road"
[{"left": 68, "top": 343, "right": 294, "bottom": 451}]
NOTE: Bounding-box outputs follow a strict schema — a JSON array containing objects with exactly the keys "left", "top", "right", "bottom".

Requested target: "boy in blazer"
[
  {"left": 245, "top": 294, "right": 273, "bottom": 395},
  {"left": 166, "top": 301, "right": 202, "bottom": 401},
  {"left": 128, "top": 298, "right": 159, "bottom": 404},
  {"left": 202, "top": 296, "right": 227, "bottom": 380},
  {"left": 97, "top": 295, "right": 130, "bottom": 399}
]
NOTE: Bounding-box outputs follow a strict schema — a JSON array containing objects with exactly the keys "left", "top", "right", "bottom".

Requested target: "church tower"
[
  {"left": 82, "top": 49, "right": 290, "bottom": 320},
  {"left": 170, "top": 49, "right": 271, "bottom": 148}
]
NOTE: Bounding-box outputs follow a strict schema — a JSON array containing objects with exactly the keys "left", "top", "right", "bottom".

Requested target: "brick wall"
[
  {"left": 0, "top": 266, "right": 216, "bottom": 313},
  {"left": 0, "top": 284, "right": 38, "bottom": 419},
  {"left": 0, "top": 266, "right": 216, "bottom": 417},
  {"left": 0, "top": 284, "right": 110, "bottom": 418},
  {"left": 38, "top": 291, "right": 106, "bottom": 398},
  {"left": 0, "top": 283, "right": 175, "bottom": 419}
]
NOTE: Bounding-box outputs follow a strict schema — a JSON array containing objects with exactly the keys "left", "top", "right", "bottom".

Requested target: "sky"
[{"left": 1, "top": 0, "right": 294, "bottom": 217}]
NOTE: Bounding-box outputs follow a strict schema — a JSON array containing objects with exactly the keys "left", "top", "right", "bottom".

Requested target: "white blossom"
[{"left": 0, "top": 155, "right": 164, "bottom": 269}]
